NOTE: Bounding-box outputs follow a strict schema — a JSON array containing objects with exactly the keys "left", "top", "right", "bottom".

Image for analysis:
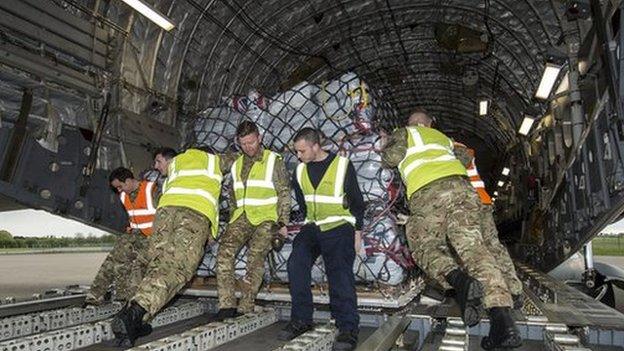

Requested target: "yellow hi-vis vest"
[
  {"left": 158, "top": 149, "right": 223, "bottom": 238},
  {"left": 296, "top": 155, "right": 355, "bottom": 232},
  {"left": 399, "top": 126, "right": 467, "bottom": 199},
  {"left": 230, "top": 149, "right": 279, "bottom": 225}
]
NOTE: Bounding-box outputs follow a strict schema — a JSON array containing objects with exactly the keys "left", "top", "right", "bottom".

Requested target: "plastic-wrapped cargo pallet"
[{"left": 193, "top": 72, "right": 413, "bottom": 290}]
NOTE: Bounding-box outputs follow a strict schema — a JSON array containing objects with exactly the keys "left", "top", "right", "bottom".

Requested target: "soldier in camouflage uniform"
[
  {"left": 381, "top": 108, "right": 522, "bottom": 350},
  {"left": 85, "top": 168, "right": 156, "bottom": 305},
  {"left": 214, "top": 121, "right": 291, "bottom": 320},
  {"left": 111, "top": 148, "right": 225, "bottom": 347}
]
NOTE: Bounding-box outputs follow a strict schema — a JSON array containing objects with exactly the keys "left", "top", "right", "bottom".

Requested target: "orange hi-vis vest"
[
  {"left": 465, "top": 149, "right": 493, "bottom": 205},
  {"left": 120, "top": 180, "right": 157, "bottom": 236}
]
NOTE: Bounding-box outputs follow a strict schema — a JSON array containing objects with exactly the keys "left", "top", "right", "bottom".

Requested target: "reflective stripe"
[
  {"left": 119, "top": 192, "right": 126, "bottom": 203},
  {"left": 169, "top": 169, "right": 222, "bottom": 182},
  {"left": 130, "top": 222, "right": 153, "bottom": 229},
  {"left": 466, "top": 168, "right": 479, "bottom": 177},
  {"left": 304, "top": 194, "right": 343, "bottom": 204},
  {"left": 402, "top": 155, "right": 457, "bottom": 178},
  {"left": 265, "top": 152, "right": 277, "bottom": 182},
  {"left": 308, "top": 215, "right": 356, "bottom": 226},
  {"left": 334, "top": 156, "right": 348, "bottom": 197},
  {"left": 164, "top": 187, "right": 218, "bottom": 206},
  {"left": 296, "top": 163, "right": 304, "bottom": 185},
  {"left": 399, "top": 144, "right": 452, "bottom": 169},
  {"left": 169, "top": 155, "right": 222, "bottom": 183},
  {"left": 471, "top": 180, "right": 485, "bottom": 188},
  {"left": 236, "top": 197, "right": 278, "bottom": 207},
  {"left": 144, "top": 182, "right": 156, "bottom": 211},
  {"left": 408, "top": 128, "right": 424, "bottom": 146},
  {"left": 127, "top": 209, "right": 157, "bottom": 216}
]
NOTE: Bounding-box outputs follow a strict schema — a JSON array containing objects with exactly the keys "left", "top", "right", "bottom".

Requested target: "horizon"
[{"left": 0, "top": 209, "right": 109, "bottom": 238}]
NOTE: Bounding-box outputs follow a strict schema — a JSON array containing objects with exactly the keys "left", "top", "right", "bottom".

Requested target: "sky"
[
  {"left": 0, "top": 209, "right": 108, "bottom": 237},
  {"left": 602, "top": 219, "right": 624, "bottom": 234}
]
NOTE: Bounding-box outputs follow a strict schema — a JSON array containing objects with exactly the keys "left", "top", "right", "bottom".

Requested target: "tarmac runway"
[
  {"left": 0, "top": 252, "right": 107, "bottom": 299},
  {"left": 0, "top": 252, "right": 622, "bottom": 313}
]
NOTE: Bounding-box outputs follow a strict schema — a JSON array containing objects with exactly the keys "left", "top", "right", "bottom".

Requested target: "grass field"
[{"left": 592, "top": 236, "right": 624, "bottom": 256}]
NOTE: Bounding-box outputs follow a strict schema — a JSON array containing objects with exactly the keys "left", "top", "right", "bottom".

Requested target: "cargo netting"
[{"left": 192, "top": 72, "right": 415, "bottom": 288}]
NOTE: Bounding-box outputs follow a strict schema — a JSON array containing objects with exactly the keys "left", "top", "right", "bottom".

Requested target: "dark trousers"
[{"left": 287, "top": 223, "right": 359, "bottom": 331}]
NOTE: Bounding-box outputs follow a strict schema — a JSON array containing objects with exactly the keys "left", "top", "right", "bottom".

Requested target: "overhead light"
[
  {"left": 501, "top": 167, "right": 510, "bottom": 176},
  {"left": 535, "top": 63, "right": 562, "bottom": 100},
  {"left": 518, "top": 116, "right": 536, "bottom": 136},
  {"left": 555, "top": 72, "right": 570, "bottom": 95},
  {"left": 497, "top": 180, "right": 505, "bottom": 187},
  {"left": 493, "top": 191, "right": 499, "bottom": 196},
  {"left": 121, "top": 0, "right": 175, "bottom": 31},
  {"left": 479, "top": 100, "right": 489, "bottom": 116}
]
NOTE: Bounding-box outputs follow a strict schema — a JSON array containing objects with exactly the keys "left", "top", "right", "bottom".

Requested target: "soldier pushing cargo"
[
  {"left": 86, "top": 167, "right": 156, "bottom": 306},
  {"left": 381, "top": 108, "right": 522, "bottom": 350}
]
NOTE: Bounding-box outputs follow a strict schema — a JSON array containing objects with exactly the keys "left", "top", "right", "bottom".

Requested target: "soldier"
[
  {"left": 380, "top": 108, "right": 522, "bottom": 350},
  {"left": 85, "top": 167, "right": 157, "bottom": 306},
  {"left": 111, "top": 148, "right": 224, "bottom": 347},
  {"left": 278, "top": 128, "right": 364, "bottom": 351},
  {"left": 214, "top": 121, "right": 291, "bottom": 320}
]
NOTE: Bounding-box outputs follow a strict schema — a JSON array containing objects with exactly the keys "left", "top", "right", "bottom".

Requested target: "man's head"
[
  {"left": 153, "top": 147, "right": 177, "bottom": 176},
  {"left": 109, "top": 167, "right": 139, "bottom": 194},
  {"left": 407, "top": 107, "right": 433, "bottom": 127},
  {"left": 293, "top": 128, "right": 323, "bottom": 163},
  {"left": 236, "top": 120, "right": 262, "bottom": 157}
]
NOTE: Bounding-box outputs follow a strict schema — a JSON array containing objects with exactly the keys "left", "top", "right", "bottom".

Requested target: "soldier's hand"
[
  {"left": 396, "top": 213, "right": 409, "bottom": 225},
  {"left": 354, "top": 230, "right": 363, "bottom": 256},
  {"left": 379, "top": 129, "right": 389, "bottom": 148}
]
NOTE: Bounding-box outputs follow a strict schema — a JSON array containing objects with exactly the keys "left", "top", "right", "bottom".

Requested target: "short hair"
[
  {"left": 109, "top": 167, "right": 134, "bottom": 183},
  {"left": 153, "top": 147, "right": 177, "bottom": 160},
  {"left": 236, "top": 120, "right": 259, "bottom": 138},
  {"left": 408, "top": 108, "right": 433, "bottom": 126},
  {"left": 293, "top": 127, "right": 321, "bottom": 145}
]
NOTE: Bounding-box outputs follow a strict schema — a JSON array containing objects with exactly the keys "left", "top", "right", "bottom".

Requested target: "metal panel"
[{"left": 0, "top": 8, "right": 106, "bottom": 68}]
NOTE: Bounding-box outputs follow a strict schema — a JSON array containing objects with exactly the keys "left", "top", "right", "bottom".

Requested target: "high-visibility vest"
[
  {"left": 465, "top": 149, "right": 493, "bottom": 205},
  {"left": 230, "top": 149, "right": 279, "bottom": 225},
  {"left": 120, "top": 180, "right": 156, "bottom": 236},
  {"left": 296, "top": 155, "right": 355, "bottom": 232},
  {"left": 158, "top": 149, "right": 223, "bottom": 238},
  {"left": 398, "top": 126, "right": 467, "bottom": 199}
]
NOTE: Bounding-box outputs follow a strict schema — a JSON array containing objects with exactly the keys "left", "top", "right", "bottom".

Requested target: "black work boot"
[
  {"left": 333, "top": 330, "right": 358, "bottom": 351},
  {"left": 137, "top": 322, "right": 152, "bottom": 337},
  {"left": 111, "top": 301, "right": 147, "bottom": 347},
  {"left": 445, "top": 269, "right": 485, "bottom": 327},
  {"left": 214, "top": 308, "right": 241, "bottom": 321},
  {"left": 512, "top": 294, "right": 524, "bottom": 310},
  {"left": 481, "top": 307, "right": 523, "bottom": 350},
  {"left": 277, "top": 320, "right": 314, "bottom": 341}
]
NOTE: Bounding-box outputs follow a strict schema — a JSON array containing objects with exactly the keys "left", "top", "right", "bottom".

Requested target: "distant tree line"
[{"left": 0, "top": 230, "right": 115, "bottom": 249}]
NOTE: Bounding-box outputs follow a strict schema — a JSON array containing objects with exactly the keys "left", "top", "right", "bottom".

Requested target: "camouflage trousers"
[
  {"left": 132, "top": 206, "right": 212, "bottom": 319},
  {"left": 87, "top": 232, "right": 149, "bottom": 303},
  {"left": 406, "top": 176, "right": 513, "bottom": 308},
  {"left": 216, "top": 215, "right": 274, "bottom": 313},
  {"left": 480, "top": 204, "right": 523, "bottom": 296}
]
